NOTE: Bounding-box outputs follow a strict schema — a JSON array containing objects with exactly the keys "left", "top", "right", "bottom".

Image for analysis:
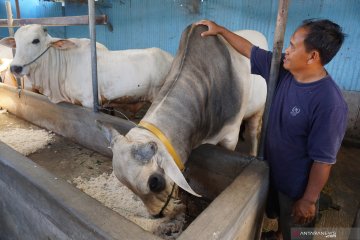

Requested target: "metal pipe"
[
  {"left": 61, "top": 2, "right": 67, "bottom": 38},
  {"left": 257, "top": 0, "right": 290, "bottom": 159},
  {"left": 0, "top": 15, "right": 108, "bottom": 27},
  {"left": 88, "top": 0, "right": 99, "bottom": 112}
]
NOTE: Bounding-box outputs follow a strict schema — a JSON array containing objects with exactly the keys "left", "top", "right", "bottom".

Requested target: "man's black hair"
[{"left": 299, "top": 19, "right": 346, "bottom": 65}]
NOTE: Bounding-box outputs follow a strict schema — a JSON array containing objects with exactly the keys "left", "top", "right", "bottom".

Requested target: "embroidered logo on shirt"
[{"left": 290, "top": 106, "right": 301, "bottom": 116}]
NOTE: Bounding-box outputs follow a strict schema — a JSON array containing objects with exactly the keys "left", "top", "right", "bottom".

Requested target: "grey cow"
[{"left": 98, "top": 24, "right": 268, "bottom": 217}]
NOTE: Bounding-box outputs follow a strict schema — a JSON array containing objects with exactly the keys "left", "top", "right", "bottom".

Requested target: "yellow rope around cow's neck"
[{"left": 138, "top": 121, "right": 185, "bottom": 171}]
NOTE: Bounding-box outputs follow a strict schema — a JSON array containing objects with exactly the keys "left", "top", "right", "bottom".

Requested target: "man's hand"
[
  {"left": 292, "top": 162, "right": 332, "bottom": 225},
  {"left": 195, "top": 20, "right": 224, "bottom": 37},
  {"left": 195, "top": 19, "right": 254, "bottom": 58},
  {"left": 292, "top": 198, "right": 316, "bottom": 225}
]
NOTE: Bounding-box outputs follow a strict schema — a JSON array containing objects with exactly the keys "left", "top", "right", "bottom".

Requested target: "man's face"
[{"left": 283, "top": 27, "right": 311, "bottom": 72}]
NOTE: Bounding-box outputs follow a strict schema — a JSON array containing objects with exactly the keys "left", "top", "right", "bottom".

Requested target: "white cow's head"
[
  {"left": 97, "top": 121, "right": 200, "bottom": 217},
  {"left": 0, "top": 24, "right": 76, "bottom": 77}
]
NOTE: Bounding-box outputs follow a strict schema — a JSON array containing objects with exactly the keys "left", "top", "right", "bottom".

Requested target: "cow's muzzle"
[
  {"left": 153, "top": 183, "right": 176, "bottom": 218},
  {"left": 148, "top": 173, "right": 166, "bottom": 193},
  {"left": 10, "top": 65, "right": 23, "bottom": 75}
]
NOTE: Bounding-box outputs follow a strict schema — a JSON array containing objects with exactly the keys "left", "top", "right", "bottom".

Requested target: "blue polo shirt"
[{"left": 250, "top": 46, "right": 348, "bottom": 199}]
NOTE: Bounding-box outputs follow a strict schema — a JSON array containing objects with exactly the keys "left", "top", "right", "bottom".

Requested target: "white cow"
[
  {"left": 98, "top": 24, "right": 268, "bottom": 217},
  {"left": 0, "top": 45, "right": 13, "bottom": 59},
  {"left": 0, "top": 45, "right": 15, "bottom": 85},
  {"left": 0, "top": 60, "right": 34, "bottom": 90},
  {"left": 0, "top": 58, "right": 14, "bottom": 85},
  {"left": 0, "top": 24, "right": 173, "bottom": 109},
  {"left": 0, "top": 45, "right": 33, "bottom": 90}
]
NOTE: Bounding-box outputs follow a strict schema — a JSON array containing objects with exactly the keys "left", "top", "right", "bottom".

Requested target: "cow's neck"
[
  {"left": 29, "top": 48, "right": 71, "bottom": 103},
  {"left": 142, "top": 109, "right": 195, "bottom": 165},
  {"left": 142, "top": 80, "right": 238, "bottom": 165}
]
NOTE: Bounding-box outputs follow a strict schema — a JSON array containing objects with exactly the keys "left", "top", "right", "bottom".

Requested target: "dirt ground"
[{"left": 1, "top": 111, "right": 359, "bottom": 238}]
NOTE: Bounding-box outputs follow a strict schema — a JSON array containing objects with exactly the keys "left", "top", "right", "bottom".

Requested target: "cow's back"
[
  {"left": 40, "top": 37, "right": 172, "bottom": 107},
  {"left": 145, "top": 24, "right": 242, "bottom": 150},
  {"left": 220, "top": 30, "right": 268, "bottom": 119},
  {"left": 96, "top": 47, "right": 172, "bottom": 103}
]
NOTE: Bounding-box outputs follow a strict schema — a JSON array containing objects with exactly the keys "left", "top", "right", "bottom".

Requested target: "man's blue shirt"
[{"left": 250, "top": 46, "right": 348, "bottom": 199}]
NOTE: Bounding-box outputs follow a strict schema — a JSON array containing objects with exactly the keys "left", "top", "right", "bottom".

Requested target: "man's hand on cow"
[
  {"left": 291, "top": 198, "right": 316, "bottom": 225},
  {"left": 195, "top": 20, "right": 224, "bottom": 37}
]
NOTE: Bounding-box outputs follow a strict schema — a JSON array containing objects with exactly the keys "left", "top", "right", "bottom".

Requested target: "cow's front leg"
[
  {"left": 218, "top": 129, "right": 240, "bottom": 151},
  {"left": 246, "top": 111, "right": 263, "bottom": 156}
]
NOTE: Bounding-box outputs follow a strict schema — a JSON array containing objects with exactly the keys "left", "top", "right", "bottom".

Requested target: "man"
[{"left": 196, "top": 19, "right": 347, "bottom": 240}]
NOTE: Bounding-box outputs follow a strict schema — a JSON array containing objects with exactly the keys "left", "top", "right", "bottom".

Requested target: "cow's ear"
[
  {"left": 157, "top": 146, "right": 201, "bottom": 197},
  {"left": 132, "top": 141, "right": 157, "bottom": 163},
  {"left": 50, "top": 39, "right": 77, "bottom": 50},
  {"left": 0, "top": 37, "right": 16, "bottom": 48},
  {"left": 96, "top": 120, "right": 123, "bottom": 147}
]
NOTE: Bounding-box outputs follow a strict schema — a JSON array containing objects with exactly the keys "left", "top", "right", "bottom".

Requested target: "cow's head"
[
  {"left": 0, "top": 24, "right": 76, "bottom": 77},
  {"left": 97, "top": 121, "right": 200, "bottom": 217}
]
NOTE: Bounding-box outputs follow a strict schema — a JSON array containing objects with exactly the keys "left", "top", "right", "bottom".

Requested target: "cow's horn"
[{"left": 157, "top": 149, "right": 201, "bottom": 197}]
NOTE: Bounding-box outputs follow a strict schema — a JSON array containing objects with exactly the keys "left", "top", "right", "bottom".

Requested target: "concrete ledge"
[
  {"left": 0, "top": 83, "right": 133, "bottom": 157},
  {"left": 182, "top": 145, "right": 269, "bottom": 240}
]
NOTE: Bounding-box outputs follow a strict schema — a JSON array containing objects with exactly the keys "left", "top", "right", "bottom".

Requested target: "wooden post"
[
  {"left": 257, "top": 0, "right": 290, "bottom": 160},
  {"left": 5, "top": 0, "right": 22, "bottom": 95},
  {"left": 14, "top": 0, "right": 20, "bottom": 19},
  {"left": 5, "top": 1, "right": 14, "bottom": 41},
  {"left": 255, "top": 2, "right": 290, "bottom": 239}
]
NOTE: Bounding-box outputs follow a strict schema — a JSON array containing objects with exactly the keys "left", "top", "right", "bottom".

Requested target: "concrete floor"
[
  {"left": 317, "top": 143, "right": 360, "bottom": 227},
  {"left": 0, "top": 112, "right": 113, "bottom": 183}
]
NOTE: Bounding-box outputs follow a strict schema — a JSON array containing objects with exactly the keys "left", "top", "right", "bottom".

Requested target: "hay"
[
  {"left": 73, "top": 172, "right": 186, "bottom": 239},
  {"left": 0, "top": 127, "right": 54, "bottom": 156}
]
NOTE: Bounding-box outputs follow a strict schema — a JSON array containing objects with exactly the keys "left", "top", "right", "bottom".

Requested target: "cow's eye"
[{"left": 32, "top": 39, "right": 40, "bottom": 44}]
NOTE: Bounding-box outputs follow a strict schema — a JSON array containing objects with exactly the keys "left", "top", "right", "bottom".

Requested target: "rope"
[
  {"left": 99, "top": 105, "right": 138, "bottom": 127},
  {"left": 22, "top": 46, "right": 51, "bottom": 67},
  {"left": 155, "top": 183, "right": 176, "bottom": 218}
]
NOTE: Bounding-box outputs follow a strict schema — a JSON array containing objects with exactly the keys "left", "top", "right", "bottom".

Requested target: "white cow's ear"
[
  {"left": 96, "top": 120, "right": 122, "bottom": 146},
  {"left": 50, "top": 39, "right": 77, "bottom": 50},
  {"left": 0, "top": 37, "right": 16, "bottom": 48},
  {"left": 157, "top": 148, "right": 201, "bottom": 197}
]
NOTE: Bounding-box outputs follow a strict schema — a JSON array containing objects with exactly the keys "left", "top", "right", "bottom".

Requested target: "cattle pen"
[
  {"left": 0, "top": 1, "right": 270, "bottom": 239},
  {"left": 1, "top": 0, "right": 360, "bottom": 240}
]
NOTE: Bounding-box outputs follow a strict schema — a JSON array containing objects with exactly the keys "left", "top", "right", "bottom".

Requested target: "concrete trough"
[{"left": 0, "top": 83, "right": 269, "bottom": 240}]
